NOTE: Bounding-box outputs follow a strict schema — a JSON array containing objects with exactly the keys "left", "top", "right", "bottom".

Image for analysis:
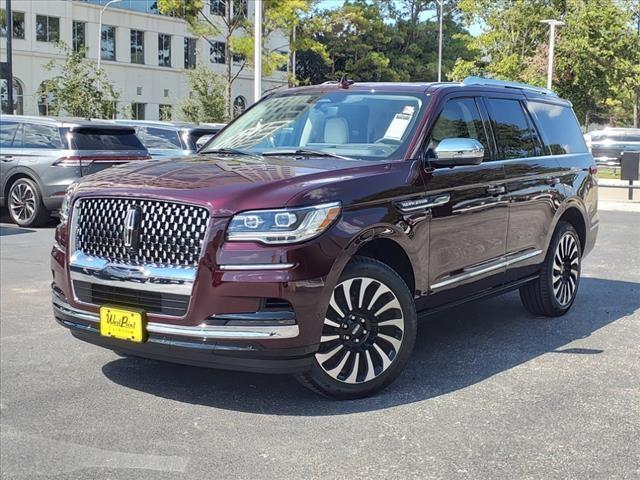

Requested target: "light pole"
[
  {"left": 254, "top": 0, "right": 262, "bottom": 103},
  {"left": 540, "top": 19, "right": 565, "bottom": 90},
  {"left": 437, "top": 0, "right": 443, "bottom": 82},
  {"left": 97, "top": 0, "right": 121, "bottom": 70}
]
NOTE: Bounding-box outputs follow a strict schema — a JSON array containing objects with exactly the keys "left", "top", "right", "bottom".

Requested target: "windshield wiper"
[
  {"left": 203, "top": 148, "right": 260, "bottom": 157},
  {"left": 261, "top": 149, "right": 351, "bottom": 160}
]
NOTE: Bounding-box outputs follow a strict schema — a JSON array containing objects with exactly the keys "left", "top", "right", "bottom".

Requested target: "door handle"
[
  {"left": 545, "top": 177, "right": 560, "bottom": 185},
  {"left": 486, "top": 185, "right": 506, "bottom": 195},
  {"left": 0, "top": 156, "right": 14, "bottom": 162}
]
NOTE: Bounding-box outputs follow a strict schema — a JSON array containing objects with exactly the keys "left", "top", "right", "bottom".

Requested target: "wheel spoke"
[
  {"left": 364, "top": 350, "right": 376, "bottom": 382},
  {"left": 345, "top": 353, "right": 359, "bottom": 383},
  {"left": 316, "top": 344, "right": 343, "bottom": 364},
  {"left": 374, "top": 297, "right": 401, "bottom": 317},
  {"left": 373, "top": 342, "right": 392, "bottom": 370},
  {"left": 377, "top": 333, "right": 402, "bottom": 353},
  {"left": 323, "top": 317, "right": 341, "bottom": 328},
  {"left": 341, "top": 279, "right": 354, "bottom": 312},
  {"left": 320, "top": 334, "right": 340, "bottom": 343},
  {"left": 325, "top": 350, "right": 351, "bottom": 379},
  {"left": 358, "top": 278, "right": 373, "bottom": 309}
]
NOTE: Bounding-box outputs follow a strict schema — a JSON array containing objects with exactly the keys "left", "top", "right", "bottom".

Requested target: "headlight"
[
  {"left": 227, "top": 202, "right": 341, "bottom": 244},
  {"left": 59, "top": 182, "right": 78, "bottom": 223}
]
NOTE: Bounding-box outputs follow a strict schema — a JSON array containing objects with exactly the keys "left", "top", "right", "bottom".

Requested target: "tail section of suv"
[
  {"left": 0, "top": 116, "right": 149, "bottom": 227},
  {"left": 51, "top": 78, "right": 598, "bottom": 398}
]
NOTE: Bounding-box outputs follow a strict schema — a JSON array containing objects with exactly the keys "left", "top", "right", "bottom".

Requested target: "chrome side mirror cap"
[{"left": 433, "top": 138, "right": 484, "bottom": 167}]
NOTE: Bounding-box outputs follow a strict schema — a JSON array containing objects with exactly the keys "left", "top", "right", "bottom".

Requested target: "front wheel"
[
  {"left": 519, "top": 221, "right": 582, "bottom": 316},
  {"left": 296, "top": 257, "right": 417, "bottom": 399}
]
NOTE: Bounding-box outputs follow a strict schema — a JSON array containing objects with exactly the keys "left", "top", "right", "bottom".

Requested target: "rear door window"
[
  {"left": 527, "top": 101, "right": 587, "bottom": 154},
  {"left": 428, "top": 97, "right": 490, "bottom": 160},
  {"left": 0, "top": 121, "right": 19, "bottom": 148},
  {"left": 486, "top": 98, "right": 536, "bottom": 159},
  {"left": 142, "top": 127, "right": 182, "bottom": 149},
  {"left": 69, "top": 128, "right": 145, "bottom": 151},
  {"left": 21, "top": 123, "right": 63, "bottom": 149}
]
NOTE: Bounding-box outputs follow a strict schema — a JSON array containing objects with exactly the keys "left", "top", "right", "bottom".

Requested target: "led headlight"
[
  {"left": 59, "top": 182, "right": 78, "bottom": 223},
  {"left": 227, "top": 202, "right": 341, "bottom": 244}
]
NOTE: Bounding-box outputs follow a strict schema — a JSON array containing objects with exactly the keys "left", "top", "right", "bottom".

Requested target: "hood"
[{"left": 72, "top": 153, "right": 387, "bottom": 216}]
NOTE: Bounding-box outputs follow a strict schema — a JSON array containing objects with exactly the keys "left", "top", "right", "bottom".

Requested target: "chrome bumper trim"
[
  {"left": 69, "top": 251, "right": 195, "bottom": 295},
  {"left": 218, "top": 263, "right": 295, "bottom": 271},
  {"left": 52, "top": 294, "right": 299, "bottom": 340}
]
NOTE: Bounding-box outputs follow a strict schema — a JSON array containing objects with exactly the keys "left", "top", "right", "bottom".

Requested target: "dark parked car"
[
  {"left": 1, "top": 116, "right": 149, "bottom": 227},
  {"left": 52, "top": 77, "right": 598, "bottom": 398},
  {"left": 110, "top": 120, "right": 225, "bottom": 158},
  {"left": 585, "top": 128, "right": 640, "bottom": 166}
]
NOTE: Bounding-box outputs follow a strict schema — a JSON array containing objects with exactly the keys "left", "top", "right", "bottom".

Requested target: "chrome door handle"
[
  {"left": 545, "top": 177, "right": 560, "bottom": 185},
  {"left": 486, "top": 185, "right": 506, "bottom": 195},
  {"left": 0, "top": 156, "right": 14, "bottom": 162}
]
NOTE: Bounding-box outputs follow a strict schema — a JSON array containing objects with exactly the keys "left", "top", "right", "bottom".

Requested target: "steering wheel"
[{"left": 374, "top": 137, "right": 402, "bottom": 145}]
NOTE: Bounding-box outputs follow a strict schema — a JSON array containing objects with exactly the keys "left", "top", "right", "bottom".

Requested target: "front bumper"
[{"left": 53, "top": 292, "right": 314, "bottom": 374}]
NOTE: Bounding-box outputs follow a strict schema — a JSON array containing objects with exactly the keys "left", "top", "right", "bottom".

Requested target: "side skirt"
[{"left": 417, "top": 274, "right": 539, "bottom": 320}]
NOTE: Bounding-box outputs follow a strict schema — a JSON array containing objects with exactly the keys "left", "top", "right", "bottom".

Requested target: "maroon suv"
[{"left": 52, "top": 78, "right": 599, "bottom": 398}]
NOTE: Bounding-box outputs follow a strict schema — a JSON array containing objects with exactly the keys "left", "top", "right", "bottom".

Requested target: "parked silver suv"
[
  {"left": 110, "top": 120, "right": 225, "bottom": 158},
  {"left": 0, "top": 115, "right": 149, "bottom": 227}
]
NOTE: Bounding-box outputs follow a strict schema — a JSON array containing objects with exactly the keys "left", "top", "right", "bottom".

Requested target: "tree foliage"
[
  {"left": 37, "top": 44, "right": 120, "bottom": 118},
  {"left": 177, "top": 65, "right": 227, "bottom": 123}
]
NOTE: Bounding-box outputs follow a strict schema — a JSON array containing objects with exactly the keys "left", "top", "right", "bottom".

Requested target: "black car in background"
[{"left": 585, "top": 128, "right": 640, "bottom": 166}]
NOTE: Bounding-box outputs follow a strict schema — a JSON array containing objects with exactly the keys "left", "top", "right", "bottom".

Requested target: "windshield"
[{"left": 204, "top": 90, "right": 428, "bottom": 161}]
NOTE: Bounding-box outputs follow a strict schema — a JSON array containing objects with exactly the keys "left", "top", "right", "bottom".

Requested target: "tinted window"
[
  {"left": 69, "top": 129, "right": 145, "bottom": 151},
  {"left": 486, "top": 98, "right": 535, "bottom": 159},
  {"left": 22, "top": 123, "right": 62, "bottom": 149},
  {"left": 429, "top": 97, "right": 490, "bottom": 160},
  {"left": 0, "top": 121, "right": 18, "bottom": 148},
  {"left": 527, "top": 101, "right": 587, "bottom": 154},
  {"left": 142, "top": 127, "right": 181, "bottom": 149}
]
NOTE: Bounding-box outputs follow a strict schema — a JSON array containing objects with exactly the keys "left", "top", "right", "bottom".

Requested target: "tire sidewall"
[{"left": 307, "top": 258, "right": 417, "bottom": 399}]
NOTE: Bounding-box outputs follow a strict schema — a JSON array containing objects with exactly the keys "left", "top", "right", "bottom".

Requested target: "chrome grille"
[{"left": 73, "top": 197, "right": 209, "bottom": 267}]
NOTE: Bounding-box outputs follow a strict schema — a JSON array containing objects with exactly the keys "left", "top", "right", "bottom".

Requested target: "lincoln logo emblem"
[{"left": 123, "top": 207, "right": 141, "bottom": 251}]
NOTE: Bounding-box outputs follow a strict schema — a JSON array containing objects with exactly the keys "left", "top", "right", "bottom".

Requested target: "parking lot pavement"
[{"left": 1, "top": 209, "right": 639, "bottom": 480}]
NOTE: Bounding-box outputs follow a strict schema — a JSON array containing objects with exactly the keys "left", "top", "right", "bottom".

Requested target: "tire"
[
  {"left": 296, "top": 256, "right": 417, "bottom": 399},
  {"left": 7, "top": 177, "right": 50, "bottom": 227},
  {"left": 519, "top": 221, "right": 582, "bottom": 317}
]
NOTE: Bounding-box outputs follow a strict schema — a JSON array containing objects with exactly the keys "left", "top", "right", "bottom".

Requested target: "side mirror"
[{"left": 432, "top": 138, "right": 484, "bottom": 167}]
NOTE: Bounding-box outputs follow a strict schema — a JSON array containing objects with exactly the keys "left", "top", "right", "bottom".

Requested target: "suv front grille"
[
  {"left": 74, "top": 281, "right": 189, "bottom": 316},
  {"left": 74, "top": 197, "right": 209, "bottom": 267}
]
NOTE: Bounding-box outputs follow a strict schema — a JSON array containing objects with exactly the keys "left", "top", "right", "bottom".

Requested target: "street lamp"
[
  {"left": 97, "top": 0, "right": 121, "bottom": 70},
  {"left": 254, "top": 0, "right": 262, "bottom": 103},
  {"left": 437, "top": 0, "right": 443, "bottom": 82},
  {"left": 540, "top": 19, "right": 565, "bottom": 90}
]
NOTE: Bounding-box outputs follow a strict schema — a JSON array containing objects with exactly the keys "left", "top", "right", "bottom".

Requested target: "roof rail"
[{"left": 462, "top": 76, "right": 558, "bottom": 97}]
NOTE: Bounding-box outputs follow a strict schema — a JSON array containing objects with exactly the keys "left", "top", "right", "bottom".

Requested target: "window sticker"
[{"left": 384, "top": 107, "right": 415, "bottom": 141}]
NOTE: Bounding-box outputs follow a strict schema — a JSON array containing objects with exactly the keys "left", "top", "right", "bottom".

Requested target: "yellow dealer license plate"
[{"left": 100, "top": 306, "right": 145, "bottom": 343}]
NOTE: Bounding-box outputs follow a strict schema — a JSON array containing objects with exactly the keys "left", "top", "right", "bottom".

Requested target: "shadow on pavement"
[
  {"left": 0, "top": 225, "right": 36, "bottom": 236},
  {"left": 101, "top": 277, "right": 639, "bottom": 414}
]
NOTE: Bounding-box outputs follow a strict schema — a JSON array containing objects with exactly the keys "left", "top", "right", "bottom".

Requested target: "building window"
[
  {"left": 101, "top": 25, "right": 116, "bottom": 61},
  {"left": 159, "top": 104, "right": 172, "bottom": 121},
  {"left": 0, "top": 78, "right": 24, "bottom": 115},
  {"left": 184, "top": 37, "right": 196, "bottom": 69},
  {"left": 232, "top": 52, "right": 246, "bottom": 65},
  {"left": 210, "top": 41, "right": 225, "bottom": 64},
  {"left": 233, "top": 96, "right": 246, "bottom": 117},
  {"left": 234, "top": 0, "right": 248, "bottom": 18},
  {"left": 37, "top": 83, "right": 57, "bottom": 116},
  {"left": 132, "top": 103, "right": 146, "bottom": 120},
  {"left": 0, "top": 10, "right": 25, "bottom": 39},
  {"left": 131, "top": 30, "right": 145, "bottom": 64},
  {"left": 158, "top": 33, "right": 172, "bottom": 67},
  {"left": 36, "top": 15, "right": 60, "bottom": 43},
  {"left": 209, "top": 0, "right": 225, "bottom": 16},
  {"left": 72, "top": 21, "right": 86, "bottom": 54}
]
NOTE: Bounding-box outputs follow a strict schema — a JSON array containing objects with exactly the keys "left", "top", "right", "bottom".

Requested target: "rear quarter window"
[
  {"left": 21, "top": 123, "right": 63, "bottom": 149},
  {"left": 0, "top": 120, "right": 19, "bottom": 148},
  {"left": 527, "top": 101, "right": 587, "bottom": 155},
  {"left": 69, "top": 128, "right": 146, "bottom": 151}
]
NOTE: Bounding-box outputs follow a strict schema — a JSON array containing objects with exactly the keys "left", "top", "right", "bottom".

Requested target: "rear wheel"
[
  {"left": 296, "top": 257, "right": 417, "bottom": 399},
  {"left": 519, "top": 221, "right": 581, "bottom": 316},
  {"left": 7, "top": 178, "right": 50, "bottom": 227}
]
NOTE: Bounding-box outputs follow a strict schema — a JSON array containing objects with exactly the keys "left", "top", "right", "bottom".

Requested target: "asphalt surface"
[{"left": 1, "top": 208, "right": 639, "bottom": 480}]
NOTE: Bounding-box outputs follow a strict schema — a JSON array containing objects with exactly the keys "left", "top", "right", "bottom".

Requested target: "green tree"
[
  {"left": 177, "top": 65, "right": 226, "bottom": 123},
  {"left": 37, "top": 43, "right": 119, "bottom": 118}
]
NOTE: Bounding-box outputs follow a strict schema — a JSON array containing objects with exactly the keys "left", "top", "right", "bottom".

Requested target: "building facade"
[{"left": 0, "top": 0, "right": 289, "bottom": 120}]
